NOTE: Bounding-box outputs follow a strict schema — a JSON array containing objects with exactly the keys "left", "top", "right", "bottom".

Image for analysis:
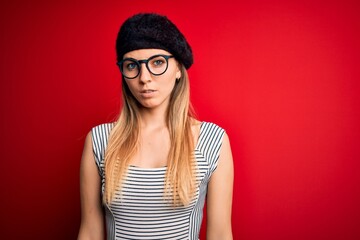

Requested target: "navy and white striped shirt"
[{"left": 92, "top": 122, "right": 225, "bottom": 240}]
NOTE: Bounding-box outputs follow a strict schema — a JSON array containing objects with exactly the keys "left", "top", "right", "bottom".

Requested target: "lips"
[
  {"left": 139, "top": 89, "right": 157, "bottom": 98},
  {"left": 140, "top": 89, "right": 156, "bottom": 93}
]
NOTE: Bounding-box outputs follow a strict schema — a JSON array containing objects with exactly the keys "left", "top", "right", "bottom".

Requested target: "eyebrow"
[{"left": 123, "top": 53, "right": 170, "bottom": 60}]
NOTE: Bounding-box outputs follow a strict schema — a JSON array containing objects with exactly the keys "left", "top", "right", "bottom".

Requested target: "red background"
[{"left": 1, "top": 0, "right": 359, "bottom": 239}]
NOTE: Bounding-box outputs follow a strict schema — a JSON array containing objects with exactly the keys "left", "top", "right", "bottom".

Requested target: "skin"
[
  {"left": 78, "top": 48, "right": 234, "bottom": 239},
  {"left": 122, "top": 49, "right": 181, "bottom": 168},
  {"left": 78, "top": 132, "right": 104, "bottom": 240}
]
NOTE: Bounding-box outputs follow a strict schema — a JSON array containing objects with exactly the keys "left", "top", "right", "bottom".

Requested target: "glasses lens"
[
  {"left": 121, "top": 59, "right": 139, "bottom": 79},
  {"left": 147, "top": 55, "right": 168, "bottom": 75}
]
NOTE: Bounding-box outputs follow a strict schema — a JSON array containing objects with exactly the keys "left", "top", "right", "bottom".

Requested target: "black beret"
[{"left": 116, "top": 13, "right": 193, "bottom": 69}]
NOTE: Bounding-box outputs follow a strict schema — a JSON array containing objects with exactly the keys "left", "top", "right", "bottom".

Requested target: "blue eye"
[
  {"left": 151, "top": 58, "right": 165, "bottom": 68},
  {"left": 126, "top": 62, "right": 138, "bottom": 71},
  {"left": 154, "top": 60, "right": 164, "bottom": 65}
]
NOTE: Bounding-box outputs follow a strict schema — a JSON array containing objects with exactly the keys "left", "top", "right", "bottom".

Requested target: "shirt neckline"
[{"left": 128, "top": 121, "right": 205, "bottom": 170}]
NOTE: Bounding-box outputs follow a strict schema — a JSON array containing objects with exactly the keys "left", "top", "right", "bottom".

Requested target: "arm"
[
  {"left": 78, "top": 132, "right": 105, "bottom": 240},
  {"left": 206, "top": 133, "right": 234, "bottom": 240}
]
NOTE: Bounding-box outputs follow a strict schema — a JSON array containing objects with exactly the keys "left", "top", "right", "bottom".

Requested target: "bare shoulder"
[
  {"left": 191, "top": 118, "right": 202, "bottom": 140},
  {"left": 215, "top": 131, "right": 233, "bottom": 176},
  {"left": 80, "top": 131, "right": 99, "bottom": 189},
  {"left": 191, "top": 118, "right": 202, "bottom": 128},
  {"left": 81, "top": 131, "right": 94, "bottom": 165},
  {"left": 220, "top": 132, "right": 232, "bottom": 158}
]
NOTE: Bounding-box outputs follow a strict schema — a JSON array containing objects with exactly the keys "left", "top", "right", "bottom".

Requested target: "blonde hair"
[{"left": 104, "top": 65, "right": 197, "bottom": 206}]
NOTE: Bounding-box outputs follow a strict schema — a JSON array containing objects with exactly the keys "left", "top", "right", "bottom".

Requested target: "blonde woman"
[{"left": 78, "top": 13, "right": 234, "bottom": 240}]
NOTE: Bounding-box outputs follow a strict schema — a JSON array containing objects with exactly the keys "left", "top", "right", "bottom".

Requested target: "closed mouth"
[{"left": 140, "top": 89, "right": 156, "bottom": 93}]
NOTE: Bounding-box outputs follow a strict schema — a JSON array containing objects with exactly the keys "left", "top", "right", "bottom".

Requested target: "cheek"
[
  {"left": 124, "top": 78, "right": 136, "bottom": 88},
  {"left": 162, "top": 68, "right": 178, "bottom": 87},
  {"left": 124, "top": 81, "right": 138, "bottom": 97},
  {"left": 163, "top": 77, "right": 177, "bottom": 92}
]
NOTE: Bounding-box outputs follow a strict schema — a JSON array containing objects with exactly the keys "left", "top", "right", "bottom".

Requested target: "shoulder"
[
  {"left": 200, "top": 121, "right": 226, "bottom": 138},
  {"left": 91, "top": 122, "right": 115, "bottom": 141},
  {"left": 90, "top": 122, "right": 116, "bottom": 156},
  {"left": 196, "top": 121, "right": 226, "bottom": 163},
  {"left": 91, "top": 122, "right": 115, "bottom": 133},
  {"left": 201, "top": 121, "right": 224, "bottom": 130},
  {"left": 88, "top": 122, "right": 115, "bottom": 175}
]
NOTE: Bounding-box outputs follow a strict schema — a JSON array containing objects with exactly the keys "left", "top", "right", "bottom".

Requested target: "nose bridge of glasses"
[
  {"left": 138, "top": 59, "right": 148, "bottom": 65},
  {"left": 137, "top": 59, "right": 152, "bottom": 79}
]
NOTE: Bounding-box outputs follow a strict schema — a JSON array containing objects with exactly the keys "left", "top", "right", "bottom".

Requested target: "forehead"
[{"left": 123, "top": 49, "right": 171, "bottom": 59}]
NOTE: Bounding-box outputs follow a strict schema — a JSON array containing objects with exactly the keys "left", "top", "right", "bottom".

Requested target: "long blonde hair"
[{"left": 104, "top": 65, "right": 197, "bottom": 206}]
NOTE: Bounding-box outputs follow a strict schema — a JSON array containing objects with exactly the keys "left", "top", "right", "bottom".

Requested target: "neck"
[{"left": 138, "top": 105, "right": 168, "bottom": 129}]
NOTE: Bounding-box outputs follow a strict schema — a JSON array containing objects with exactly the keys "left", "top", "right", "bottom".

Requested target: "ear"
[{"left": 175, "top": 63, "right": 181, "bottom": 79}]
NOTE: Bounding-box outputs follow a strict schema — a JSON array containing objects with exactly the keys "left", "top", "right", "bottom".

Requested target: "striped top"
[{"left": 92, "top": 122, "right": 225, "bottom": 240}]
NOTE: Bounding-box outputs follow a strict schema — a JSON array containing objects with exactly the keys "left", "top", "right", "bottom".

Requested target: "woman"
[{"left": 78, "top": 13, "right": 233, "bottom": 240}]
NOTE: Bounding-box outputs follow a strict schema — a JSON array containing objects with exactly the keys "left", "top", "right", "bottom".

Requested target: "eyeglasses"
[{"left": 117, "top": 54, "right": 174, "bottom": 79}]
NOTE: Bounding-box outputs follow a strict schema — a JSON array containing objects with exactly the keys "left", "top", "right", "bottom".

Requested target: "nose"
[{"left": 138, "top": 62, "right": 152, "bottom": 83}]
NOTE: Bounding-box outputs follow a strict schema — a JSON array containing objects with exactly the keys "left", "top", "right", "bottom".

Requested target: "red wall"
[{"left": 1, "top": 0, "right": 359, "bottom": 239}]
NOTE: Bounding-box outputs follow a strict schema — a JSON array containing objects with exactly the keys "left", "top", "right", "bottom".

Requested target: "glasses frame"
[{"left": 117, "top": 54, "right": 174, "bottom": 79}]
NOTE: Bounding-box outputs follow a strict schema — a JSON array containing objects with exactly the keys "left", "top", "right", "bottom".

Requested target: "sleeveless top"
[{"left": 91, "top": 122, "right": 225, "bottom": 240}]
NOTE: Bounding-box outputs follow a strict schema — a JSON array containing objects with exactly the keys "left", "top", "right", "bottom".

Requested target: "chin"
[
  {"left": 138, "top": 100, "right": 159, "bottom": 109},
  {"left": 139, "top": 99, "right": 169, "bottom": 110}
]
